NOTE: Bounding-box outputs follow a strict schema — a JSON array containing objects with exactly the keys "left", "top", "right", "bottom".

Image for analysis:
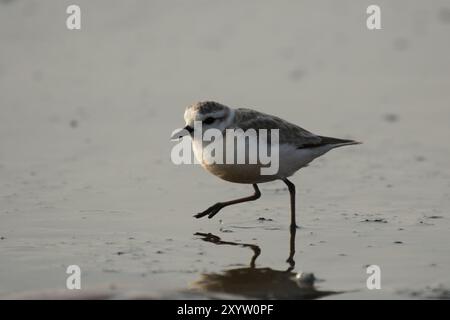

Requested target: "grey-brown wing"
[{"left": 232, "top": 108, "right": 322, "bottom": 147}]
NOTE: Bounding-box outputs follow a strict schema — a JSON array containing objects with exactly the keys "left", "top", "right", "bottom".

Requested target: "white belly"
[{"left": 192, "top": 138, "right": 331, "bottom": 184}]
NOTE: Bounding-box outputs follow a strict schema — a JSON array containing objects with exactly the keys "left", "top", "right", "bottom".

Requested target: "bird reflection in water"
[{"left": 191, "top": 227, "right": 340, "bottom": 299}]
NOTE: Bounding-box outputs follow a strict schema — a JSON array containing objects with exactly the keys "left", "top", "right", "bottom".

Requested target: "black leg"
[
  {"left": 282, "top": 178, "right": 298, "bottom": 268},
  {"left": 282, "top": 178, "right": 298, "bottom": 229},
  {"left": 286, "top": 220, "right": 296, "bottom": 271},
  {"left": 194, "top": 184, "right": 261, "bottom": 219}
]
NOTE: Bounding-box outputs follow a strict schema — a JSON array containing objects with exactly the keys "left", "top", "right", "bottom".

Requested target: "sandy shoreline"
[{"left": 1, "top": 0, "right": 450, "bottom": 299}]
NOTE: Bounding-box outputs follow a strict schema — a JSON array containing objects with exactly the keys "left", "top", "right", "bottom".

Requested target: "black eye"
[{"left": 203, "top": 117, "right": 215, "bottom": 124}]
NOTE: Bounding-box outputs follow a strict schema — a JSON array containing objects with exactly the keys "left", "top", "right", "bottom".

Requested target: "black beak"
[{"left": 170, "top": 125, "right": 194, "bottom": 140}]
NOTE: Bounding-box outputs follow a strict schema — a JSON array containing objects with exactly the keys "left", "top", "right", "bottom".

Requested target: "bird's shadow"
[{"left": 189, "top": 227, "right": 341, "bottom": 299}]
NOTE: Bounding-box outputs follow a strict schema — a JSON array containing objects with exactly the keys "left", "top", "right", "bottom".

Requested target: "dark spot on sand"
[
  {"left": 0, "top": 236, "right": 6, "bottom": 240},
  {"left": 393, "top": 37, "right": 409, "bottom": 51},
  {"left": 102, "top": 269, "right": 119, "bottom": 273},
  {"left": 257, "top": 217, "right": 273, "bottom": 222},
  {"left": 289, "top": 68, "right": 307, "bottom": 82},
  {"left": 70, "top": 120, "right": 78, "bottom": 128},
  {"left": 427, "top": 215, "right": 443, "bottom": 219},
  {"left": 156, "top": 250, "right": 164, "bottom": 254},
  {"left": 383, "top": 113, "right": 399, "bottom": 123},
  {"left": 116, "top": 251, "right": 125, "bottom": 255},
  {"left": 415, "top": 156, "right": 426, "bottom": 162},
  {"left": 394, "top": 241, "right": 403, "bottom": 244},
  {"left": 362, "top": 218, "right": 388, "bottom": 223}
]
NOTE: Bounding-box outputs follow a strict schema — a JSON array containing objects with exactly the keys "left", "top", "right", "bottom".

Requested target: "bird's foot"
[{"left": 194, "top": 203, "right": 224, "bottom": 219}]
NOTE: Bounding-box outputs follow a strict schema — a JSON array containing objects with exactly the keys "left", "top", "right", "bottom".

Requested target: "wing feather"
[{"left": 232, "top": 108, "right": 321, "bottom": 148}]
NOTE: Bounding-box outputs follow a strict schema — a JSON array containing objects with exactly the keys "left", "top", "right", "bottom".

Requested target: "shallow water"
[{"left": 1, "top": 0, "right": 450, "bottom": 299}]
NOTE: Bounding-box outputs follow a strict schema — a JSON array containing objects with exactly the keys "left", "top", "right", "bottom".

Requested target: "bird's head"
[{"left": 172, "top": 101, "right": 234, "bottom": 139}]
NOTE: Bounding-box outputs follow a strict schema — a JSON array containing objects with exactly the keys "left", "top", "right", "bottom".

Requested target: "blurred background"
[{"left": 1, "top": 0, "right": 449, "bottom": 299}]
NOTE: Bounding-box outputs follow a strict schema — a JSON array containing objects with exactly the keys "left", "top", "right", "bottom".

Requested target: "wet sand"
[{"left": 1, "top": 1, "right": 450, "bottom": 299}]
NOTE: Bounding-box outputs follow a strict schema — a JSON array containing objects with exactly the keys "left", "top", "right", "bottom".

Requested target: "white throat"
[{"left": 191, "top": 108, "right": 235, "bottom": 165}]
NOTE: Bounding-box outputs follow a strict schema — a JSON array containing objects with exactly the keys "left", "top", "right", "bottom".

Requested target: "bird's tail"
[{"left": 318, "top": 136, "right": 362, "bottom": 149}]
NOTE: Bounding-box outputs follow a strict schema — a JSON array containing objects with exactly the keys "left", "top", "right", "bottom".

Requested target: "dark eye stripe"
[{"left": 203, "top": 117, "right": 215, "bottom": 124}]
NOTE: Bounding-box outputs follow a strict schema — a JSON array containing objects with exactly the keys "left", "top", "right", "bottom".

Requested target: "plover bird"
[{"left": 172, "top": 101, "right": 360, "bottom": 228}]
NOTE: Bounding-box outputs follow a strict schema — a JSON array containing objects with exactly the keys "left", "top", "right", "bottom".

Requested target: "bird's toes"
[
  {"left": 207, "top": 212, "right": 217, "bottom": 219},
  {"left": 194, "top": 211, "right": 208, "bottom": 219},
  {"left": 194, "top": 204, "right": 218, "bottom": 219},
  {"left": 207, "top": 207, "right": 222, "bottom": 219},
  {"left": 194, "top": 203, "right": 223, "bottom": 219}
]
